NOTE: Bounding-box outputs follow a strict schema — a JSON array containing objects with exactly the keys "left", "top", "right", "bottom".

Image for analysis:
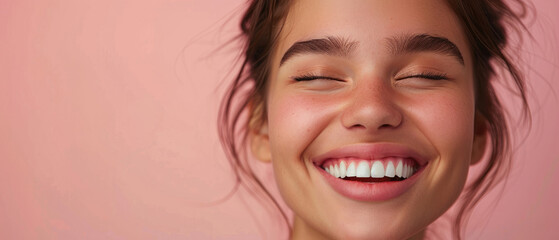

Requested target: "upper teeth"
[{"left": 323, "top": 159, "right": 416, "bottom": 179}]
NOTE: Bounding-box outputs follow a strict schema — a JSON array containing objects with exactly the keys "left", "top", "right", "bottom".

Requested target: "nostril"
[
  {"left": 379, "top": 123, "right": 393, "bottom": 129},
  {"left": 349, "top": 122, "right": 396, "bottom": 130},
  {"left": 350, "top": 123, "right": 367, "bottom": 129}
]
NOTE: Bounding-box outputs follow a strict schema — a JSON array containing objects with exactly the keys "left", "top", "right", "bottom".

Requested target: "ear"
[
  {"left": 250, "top": 122, "right": 272, "bottom": 163},
  {"left": 249, "top": 102, "right": 272, "bottom": 163},
  {"left": 470, "top": 113, "right": 488, "bottom": 165}
]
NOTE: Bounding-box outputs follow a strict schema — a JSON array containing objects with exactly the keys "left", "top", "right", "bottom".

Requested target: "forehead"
[{"left": 273, "top": 0, "right": 471, "bottom": 67}]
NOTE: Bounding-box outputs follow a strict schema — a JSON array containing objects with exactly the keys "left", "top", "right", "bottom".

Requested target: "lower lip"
[{"left": 316, "top": 164, "right": 426, "bottom": 201}]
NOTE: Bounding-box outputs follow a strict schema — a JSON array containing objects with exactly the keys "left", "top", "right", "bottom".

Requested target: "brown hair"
[{"left": 218, "top": 0, "right": 531, "bottom": 239}]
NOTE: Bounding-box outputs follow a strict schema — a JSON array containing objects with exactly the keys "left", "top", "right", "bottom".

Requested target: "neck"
[
  {"left": 291, "top": 216, "right": 331, "bottom": 240},
  {"left": 290, "top": 216, "right": 426, "bottom": 240}
]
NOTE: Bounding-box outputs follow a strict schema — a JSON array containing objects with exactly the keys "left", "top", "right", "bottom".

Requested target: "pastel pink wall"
[{"left": 1, "top": 0, "right": 557, "bottom": 239}]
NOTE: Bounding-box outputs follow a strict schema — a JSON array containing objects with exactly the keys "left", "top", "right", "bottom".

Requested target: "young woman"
[{"left": 219, "top": 0, "right": 530, "bottom": 239}]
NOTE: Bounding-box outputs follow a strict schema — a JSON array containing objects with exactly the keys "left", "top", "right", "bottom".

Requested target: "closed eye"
[
  {"left": 293, "top": 75, "right": 345, "bottom": 82},
  {"left": 396, "top": 72, "right": 448, "bottom": 81}
]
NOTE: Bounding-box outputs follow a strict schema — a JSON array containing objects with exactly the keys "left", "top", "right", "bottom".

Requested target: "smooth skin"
[{"left": 251, "top": 0, "right": 487, "bottom": 239}]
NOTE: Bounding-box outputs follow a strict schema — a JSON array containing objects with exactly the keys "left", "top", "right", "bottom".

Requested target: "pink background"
[{"left": 1, "top": 0, "right": 558, "bottom": 239}]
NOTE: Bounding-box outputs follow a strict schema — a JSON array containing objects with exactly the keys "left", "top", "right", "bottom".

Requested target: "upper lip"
[{"left": 311, "top": 142, "right": 429, "bottom": 167}]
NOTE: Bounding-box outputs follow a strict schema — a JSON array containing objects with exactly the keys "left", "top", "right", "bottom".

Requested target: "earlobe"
[
  {"left": 250, "top": 123, "right": 272, "bottom": 163},
  {"left": 471, "top": 113, "right": 488, "bottom": 165}
]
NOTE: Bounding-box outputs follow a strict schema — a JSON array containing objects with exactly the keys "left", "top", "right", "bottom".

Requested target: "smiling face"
[{"left": 250, "top": 0, "right": 486, "bottom": 239}]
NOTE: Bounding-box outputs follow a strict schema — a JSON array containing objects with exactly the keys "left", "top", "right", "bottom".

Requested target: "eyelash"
[
  {"left": 293, "top": 74, "right": 344, "bottom": 82},
  {"left": 293, "top": 72, "right": 448, "bottom": 82},
  {"left": 396, "top": 72, "right": 448, "bottom": 81}
]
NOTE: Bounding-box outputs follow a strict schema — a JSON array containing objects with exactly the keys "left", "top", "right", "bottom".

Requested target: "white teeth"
[
  {"left": 339, "top": 161, "right": 347, "bottom": 178},
  {"left": 385, "top": 161, "right": 396, "bottom": 177},
  {"left": 402, "top": 164, "right": 414, "bottom": 178},
  {"left": 324, "top": 159, "right": 416, "bottom": 179},
  {"left": 346, "top": 162, "right": 356, "bottom": 177},
  {"left": 334, "top": 164, "right": 340, "bottom": 178},
  {"left": 396, "top": 160, "right": 403, "bottom": 178},
  {"left": 370, "top": 161, "right": 385, "bottom": 178},
  {"left": 404, "top": 164, "right": 409, "bottom": 178},
  {"left": 402, "top": 164, "right": 408, "bottom": 178},
  {"left": 356, "top": 161, "right": 371, "bottom": 178}
]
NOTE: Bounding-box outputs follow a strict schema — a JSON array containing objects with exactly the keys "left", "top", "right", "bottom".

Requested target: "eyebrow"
[
  {"left": 279, "top": 36, "right": 358, "bottom": 66},
  {"left": 386, "top": 33, "right": 464, "bottom": 65},
  {"left": 280, "top": 33, "right": 464, "bottom": 66}
]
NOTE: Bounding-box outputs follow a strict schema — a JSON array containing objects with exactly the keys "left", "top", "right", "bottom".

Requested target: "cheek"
[
  {"left": 267, "top": 93, "right": 339, "bottom": 157},
  {"left": 411, "top": 90, "right": 476, "bottom": 196},
  {"left": 443, "top": 93, "right": 475, "bottom": 154},
  {"left": 420, "top": 94, "right": 475, "bottom": 148},
  {"left": 265, "top": 92, "right": 342, "bottom": 211},
  {"left": 404, "top": 86, "right": 475, "bottom": 146}
]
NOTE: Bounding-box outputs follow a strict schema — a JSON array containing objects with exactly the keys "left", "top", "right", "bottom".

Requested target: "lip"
[
  {"left": 311, "top": 143, "right": 429, "bottom": 201},
  {"left": 311, "top": 143, "right": 428, "bottom": 167},
  {"left": 316, "top": 164, "right": 426, "bottom": 201}
]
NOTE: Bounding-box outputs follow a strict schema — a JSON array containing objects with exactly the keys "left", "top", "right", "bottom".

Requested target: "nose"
[{"left": 341, "top": 78, "right": 403, "bottom": 131}]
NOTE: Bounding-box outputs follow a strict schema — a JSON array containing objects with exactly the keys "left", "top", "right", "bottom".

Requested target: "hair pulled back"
[{"left": 218, "top": 0, "right": 530, "bottom": 238}]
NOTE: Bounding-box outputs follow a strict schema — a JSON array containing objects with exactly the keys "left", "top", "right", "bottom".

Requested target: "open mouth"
[
  {"left": 311, "top": 143, "right": 427, "bottom": 201},
  {"left": 321, "top": 158, "right": 418, "bottom": 183}
]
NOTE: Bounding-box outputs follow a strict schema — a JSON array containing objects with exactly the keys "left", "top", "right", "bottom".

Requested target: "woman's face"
[{"left": 252, "top": 0, "right": 485, "bottom": 239}]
